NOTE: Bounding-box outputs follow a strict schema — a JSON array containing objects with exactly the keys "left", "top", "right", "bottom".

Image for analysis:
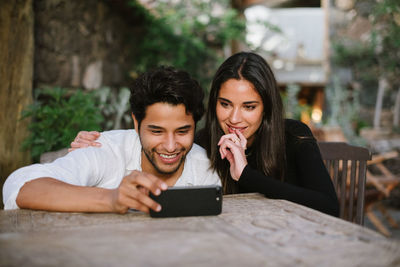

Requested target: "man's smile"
[{"left": 157, "top": 152, "right": 181, "bottom": 164}]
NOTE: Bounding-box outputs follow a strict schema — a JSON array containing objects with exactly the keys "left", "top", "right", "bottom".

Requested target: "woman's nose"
[{"left": 229, "top": 108, "right": 241, "bottom": 123}]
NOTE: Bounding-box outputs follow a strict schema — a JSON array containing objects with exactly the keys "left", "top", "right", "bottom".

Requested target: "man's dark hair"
[{"left": 130, "top": 66, "right": 205, "bottom": 127}]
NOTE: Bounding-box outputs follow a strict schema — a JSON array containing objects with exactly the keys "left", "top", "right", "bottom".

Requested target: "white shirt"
[{"left": 3, "top": 130, "right": 221, "bottom": 209}]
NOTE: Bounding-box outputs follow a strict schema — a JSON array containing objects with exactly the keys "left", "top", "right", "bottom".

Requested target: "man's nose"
[
  {"left": 229, "top": 107, "right": 242, "bottom": 124},
  {"left": 163, "top": 134, "right": 177, "bottom": 152}
]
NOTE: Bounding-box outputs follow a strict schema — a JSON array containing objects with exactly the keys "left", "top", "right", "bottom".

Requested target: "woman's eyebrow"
[
  {"left": 217, "top": 97, "right": 231, "bottom": 103},
  {"left": 219, "top": 97, "right": 259, "bottom": 104},
  {"left": 243, "top": 101, "right": 260, "bottom": 104}
]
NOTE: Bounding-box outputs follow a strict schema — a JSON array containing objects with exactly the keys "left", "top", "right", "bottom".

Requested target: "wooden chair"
[
  {"left": 318, "top": 142, "right": 371, "bottom": 225},
  {"left": 364, "top": 151, "right": 400, "bottom": 236}
]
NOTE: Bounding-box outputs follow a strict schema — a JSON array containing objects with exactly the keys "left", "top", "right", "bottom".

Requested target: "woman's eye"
[
  {"left": 219, "top": 101, "right": 229, "bottom": 107},
  {"left": 244, "top": 105, "right": 256, "bottom": 110}
]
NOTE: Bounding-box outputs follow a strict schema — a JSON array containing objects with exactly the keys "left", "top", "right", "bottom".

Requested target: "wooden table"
[{"left": 1, "top": 193, "right": 399, "bottom": 266}]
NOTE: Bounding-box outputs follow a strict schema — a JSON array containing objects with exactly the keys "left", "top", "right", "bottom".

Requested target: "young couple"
[{"left": 3, "top": 52, "right": 339, "bottom": 217}]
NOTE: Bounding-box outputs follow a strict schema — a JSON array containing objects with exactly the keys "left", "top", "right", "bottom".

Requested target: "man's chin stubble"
[{"left": 143, "top": 149, "right": 185, "bottom": 176}]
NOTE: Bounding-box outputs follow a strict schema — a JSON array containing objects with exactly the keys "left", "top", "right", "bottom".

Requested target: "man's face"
[{"left": 134, "top": 103, "right": 195, "bottom": 180}]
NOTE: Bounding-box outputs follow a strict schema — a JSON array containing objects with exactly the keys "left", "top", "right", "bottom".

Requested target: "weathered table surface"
[{"left": 1, "top": 193, "right": 399, "bottom": 267}]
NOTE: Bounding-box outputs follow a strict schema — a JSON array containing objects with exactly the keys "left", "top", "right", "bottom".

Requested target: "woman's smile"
[{"left": 227, "top": 125, "right": 247, "bottom": 134}]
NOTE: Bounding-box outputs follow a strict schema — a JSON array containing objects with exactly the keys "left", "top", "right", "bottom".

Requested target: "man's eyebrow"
[
  {"left": 146, "top": 125, "right": 193, "bottom": 130},
  {"left": 177, "top": 125, "right": 193, "bottom": 130},
  {"left": 218, "top": 97, "right": 260, "bottom": 105},
  {"left": 147, "top": 125, "right": 163, "bottom": 130}
]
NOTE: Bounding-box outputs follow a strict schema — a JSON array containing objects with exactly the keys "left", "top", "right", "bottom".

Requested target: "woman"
[{"left": 71, "top": 52, "right": 339, "bottom": 216}]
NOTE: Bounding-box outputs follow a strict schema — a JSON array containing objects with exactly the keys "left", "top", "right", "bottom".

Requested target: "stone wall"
[{"left": 34, "top": 0, "right": 142, "bottom": 90}]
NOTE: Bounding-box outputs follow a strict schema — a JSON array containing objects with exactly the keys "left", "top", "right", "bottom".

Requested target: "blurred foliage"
[
  {"left": 282, "top": 84, "right": 312, "bottom": 121},
  {"left": 332, "top": 40, "right": 377, "bottom": 84},
  {"left": 332, "top": 0, "right": 400, "bottom": 104},
  {"left": 96, "top": 87, "right": 131, "bottom": 130},
  {"left": 325, "top": 76, "right": 367, "bottom": 145},
  {"left": 332, "top": 40, "right": 379, "bottom": 108},
  {"left": 21, "top": 88, "right": 104, "bottom": 162},
  {"left": 372, "top": 0, "right": 400, "bottom": 85},
  {"left": 330, "top": 0, "right": 400, "bottom": 137},
  {"left": 128, "top": 0, "right": 246, "bottom": 91}
]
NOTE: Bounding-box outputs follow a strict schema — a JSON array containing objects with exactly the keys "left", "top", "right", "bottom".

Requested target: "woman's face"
[{"left": 216, "top": 79, "right": 264, "bottom": 146}]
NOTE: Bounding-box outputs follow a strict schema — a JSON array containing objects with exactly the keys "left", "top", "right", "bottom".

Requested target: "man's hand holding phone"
[{"left": 110, "top": 170, "right": 168, "bottom": 214}]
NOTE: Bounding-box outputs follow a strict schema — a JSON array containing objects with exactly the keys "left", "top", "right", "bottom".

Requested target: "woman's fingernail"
[
  {"left": 161, "top": 183, "right": 168, "bottom": 190},
  {"left": 155, "top": 189, "right": 161, "bottom": 195},
  {"left": 156, "top": 205, "right": 162, "bottom": 212}
]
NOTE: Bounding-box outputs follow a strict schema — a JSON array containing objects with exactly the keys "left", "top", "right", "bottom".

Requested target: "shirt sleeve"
[
  {"left": 238, "top": 122, "right": 339, "bottom": 217},
  {"left": 2, "top": 143, "right": 120, "bottom": 210}
]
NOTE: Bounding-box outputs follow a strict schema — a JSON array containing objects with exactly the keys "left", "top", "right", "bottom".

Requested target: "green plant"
[
  {"left": 128, "top": 0, "right": 247, "bottom": 91},
  {"left": 332, "top": 0, "right": 400, "bottom": 129},
  {"left": 325, "top": 76, "right": 366, "bottom": 145},
  {"left": 21, "top": 87, "right": 104, "bottom": 162}
]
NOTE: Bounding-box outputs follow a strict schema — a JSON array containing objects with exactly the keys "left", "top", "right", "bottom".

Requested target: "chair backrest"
[{"left": 318, "top": 142, "right": 371, "bottom": 225}]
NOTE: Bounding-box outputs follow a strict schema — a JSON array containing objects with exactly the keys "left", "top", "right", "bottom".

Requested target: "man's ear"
[{"left": 131, "top": 113, "right": 139, "bottom": 133}]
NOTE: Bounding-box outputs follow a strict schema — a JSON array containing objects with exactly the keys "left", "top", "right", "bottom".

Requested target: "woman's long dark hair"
[{"left": 204, "top": 52, "right": 286, "bottom": 194}]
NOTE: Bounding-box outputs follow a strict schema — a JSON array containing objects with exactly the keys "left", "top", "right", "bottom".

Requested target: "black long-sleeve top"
[{"left": 197, "top": 119, "right": 339, "bottom": 217}]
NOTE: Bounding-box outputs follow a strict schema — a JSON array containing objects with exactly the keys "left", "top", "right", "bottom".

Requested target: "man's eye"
[
  {"left": 151, "top": 130, "right": 162, "bottom": 134},
  {"left": 177, "top": 130, "right": 189, "bottom": 135}
]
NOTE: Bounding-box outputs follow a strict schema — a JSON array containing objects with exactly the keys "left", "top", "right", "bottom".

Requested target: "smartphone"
[{"left": 149, "top": 185, "right": 222, "bottom": 218}]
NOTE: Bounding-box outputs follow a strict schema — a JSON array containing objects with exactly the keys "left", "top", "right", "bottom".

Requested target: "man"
[{"left": 3, "top": 66, "right": 220, "bottom": 213}]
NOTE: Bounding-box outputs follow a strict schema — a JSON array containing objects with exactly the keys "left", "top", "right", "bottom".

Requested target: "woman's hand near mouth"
[{"left": 218, "top": 130, "right": 247, "bottom": 181}]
